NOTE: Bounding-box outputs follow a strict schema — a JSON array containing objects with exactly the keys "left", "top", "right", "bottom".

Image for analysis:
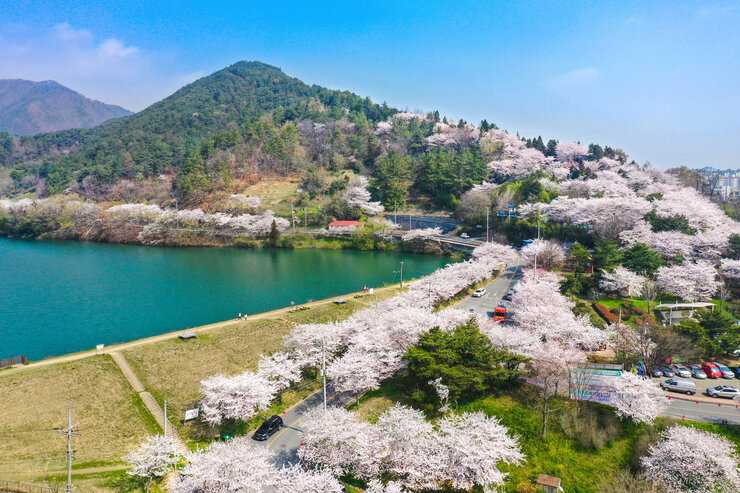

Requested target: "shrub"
[{"left": 594, "top": 303, "right": 619, "bottom": 323}]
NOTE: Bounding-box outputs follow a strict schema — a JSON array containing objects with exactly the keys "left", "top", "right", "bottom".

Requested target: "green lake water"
[{"left": 0, "top": 238, "right": 455, "bottom": 361}]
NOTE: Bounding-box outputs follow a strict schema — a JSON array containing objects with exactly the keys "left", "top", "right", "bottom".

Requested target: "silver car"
[
  {"left": 670, "top": 364, "right": 692, "bottom": 378},
  {"left": 691, "top": 368, "right": 708, "bottom": 379},
  {"left": 714, "top": 363, "right": 735, "bottom": 379},
  {"left": 707, "top": 386, "right": 740, "bottom": 399}
]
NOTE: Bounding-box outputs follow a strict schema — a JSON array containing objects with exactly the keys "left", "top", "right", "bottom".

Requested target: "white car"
[
  {"left": 460, "top": 233, "right": 470, "bottom": 239},
  {"left": 472, "top": 288, "right": 487, "bottom": 298}
]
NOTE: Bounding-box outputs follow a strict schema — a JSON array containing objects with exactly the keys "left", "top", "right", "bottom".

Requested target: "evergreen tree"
[
  {"left": 374, "top": 150, "right": 411, "bottom": 207},
  {"left": 268, "top": 219, "right": 280, "bottom": 247}
]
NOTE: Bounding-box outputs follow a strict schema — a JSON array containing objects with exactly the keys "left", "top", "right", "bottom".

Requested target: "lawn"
[
  {"left": 123, "top": 288, "right": 400, "bottom": 441},
  {"left": 0, "top": 355, "right": 156, "bottom": 483},
  {"left": 355, "top": 383, "right": 740, "bottom": 493}
]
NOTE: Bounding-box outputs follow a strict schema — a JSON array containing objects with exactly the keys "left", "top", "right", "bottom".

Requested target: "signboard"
[
  {"left": 184, "top": 408, "right": 199, "bottom": 421},
  {"left": 569, "top": 367, "right": 622, "bottom": 403}
]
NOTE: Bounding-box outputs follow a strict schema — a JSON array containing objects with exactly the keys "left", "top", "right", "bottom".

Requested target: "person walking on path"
[{"left": 238, "top": 312, "right": 242, "bottom": 320}]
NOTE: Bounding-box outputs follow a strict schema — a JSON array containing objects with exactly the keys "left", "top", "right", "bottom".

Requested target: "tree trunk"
[{"left": 541, "top": 400, "right": 549, "bottom": 439}]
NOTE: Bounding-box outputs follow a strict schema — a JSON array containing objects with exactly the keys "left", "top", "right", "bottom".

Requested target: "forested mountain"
[
  {"left": 0, "top": 79, "right": 131, "bottom": 136},
  {"left": 0, "top": 61, "right": 397, "bottom": 197},
  {"left": 0, "top": 60, "right": 621, "bottom": 214}
]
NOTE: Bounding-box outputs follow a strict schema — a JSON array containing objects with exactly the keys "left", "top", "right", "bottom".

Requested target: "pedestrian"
[
  {"left": 238, "top": 312, "right": 242, "bottom": 320},
  {"left": 244, "top": 312, "right": 248, "bottom": 321}
]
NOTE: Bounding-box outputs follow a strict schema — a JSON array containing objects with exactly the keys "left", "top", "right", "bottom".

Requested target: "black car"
[
  {"left": 730, "top": 367, "right": 740, "bottom": 379},
  {"left": 252, "top": 415, "right": 283, "bottom": 441}
]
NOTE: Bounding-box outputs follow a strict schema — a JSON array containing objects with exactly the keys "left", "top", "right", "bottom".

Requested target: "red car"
[{"left": 702, "top": 363, "right": 722, "bottom": 379}]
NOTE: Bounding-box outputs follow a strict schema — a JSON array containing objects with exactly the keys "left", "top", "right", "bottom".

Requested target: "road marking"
[{"left": 268, "top": 415, "right": 305, "bottom": 449}]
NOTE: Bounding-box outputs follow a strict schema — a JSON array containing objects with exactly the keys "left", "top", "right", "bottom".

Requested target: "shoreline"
[{"left": 0, "top": 283, "right": 405, "bottom": 375}]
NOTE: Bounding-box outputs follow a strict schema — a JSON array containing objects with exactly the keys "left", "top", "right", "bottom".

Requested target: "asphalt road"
[
  {"left": 256, "top": 383, "right": 357, "bottom": 466},
  {"left": 455, "top": 256, "right": 523, "bottom": 316}
]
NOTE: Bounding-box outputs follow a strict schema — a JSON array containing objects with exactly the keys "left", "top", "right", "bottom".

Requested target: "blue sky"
[{"left": 0, "top": 1, "right": 737, "bottom": 168}]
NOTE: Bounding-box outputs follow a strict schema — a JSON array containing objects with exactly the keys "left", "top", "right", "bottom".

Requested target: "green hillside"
[{"left": 2, "top": 61, "right": 396, "bottom": 196}]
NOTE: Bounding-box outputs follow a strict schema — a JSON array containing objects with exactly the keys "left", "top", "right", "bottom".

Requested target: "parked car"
[
  {"left": 707, "top": 386, "right": 740, "bottom": 399},
  {"left": 730, "top": 367, "right": 740, "bottom": 378},
  {"left": 691, "top": 368, "right": 708, "bottom": 379},
  {"left": 460, "top": 233, "right": 470, "bottom": 239},
  {"left": 660, "top": 366, "right": 675, "bottom": 377},
  {"left": 651, "top": 368, "right": 663, "bottom": 378},
  {"left": 252, "top": 415, "right": 283, "bottom": 441},
  {"left": 502, "top": 289, "right": 515, "bottom": 301},
  {"left": 702, "top": 362, "right": 723, "bottom": 379},
  {"left": 660, "top": 379, "right": 696, "bottom": 395},
  {"left": 472, "top": 288, "right": 487, "bottom": 298},
  {"left": 670, "top": 364, "right": 692, "bottom": 378},
  {"left": 714, "top": 363, "right": 735, "bottom": 379}
]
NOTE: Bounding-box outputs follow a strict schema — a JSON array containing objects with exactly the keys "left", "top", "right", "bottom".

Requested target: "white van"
[{"left": 660, "top": 379, "right": 696, "bottom": 395}]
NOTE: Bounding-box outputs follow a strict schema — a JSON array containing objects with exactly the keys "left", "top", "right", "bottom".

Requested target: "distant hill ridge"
[{"left": 0, "top": 79, "right": 132, "bottom": 136}]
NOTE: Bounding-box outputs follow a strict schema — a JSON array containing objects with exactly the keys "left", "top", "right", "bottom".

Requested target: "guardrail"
[{"left": 0, "top": 480, "right": 56, "bottom": 493}]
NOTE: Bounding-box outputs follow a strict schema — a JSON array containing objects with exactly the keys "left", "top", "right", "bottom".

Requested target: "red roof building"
[{"left": 328, "top": 220, "right": 364, "bottom": 232}]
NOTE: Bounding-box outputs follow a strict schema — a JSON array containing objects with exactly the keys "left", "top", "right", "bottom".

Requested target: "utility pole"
[
  {"left": 400, "top": 261, "right": 404, "bottom": 288},
  {"left": 394, "top": 203, "right": 397, "bottom": 225},
  {"left": 291, "top": 202, "right": 296, "bottom": 233},
  {"left": 486, "top": 209, "right": 489, "bottom": 243},
  {"left": 427, "top": 277, "right": 433, "bottom": 311},
  {"left": 322, "top": 336, "right": 327, "bottom": 410},
  {"left": 534, "top": 212, "right": 541, "bottom": 281},
  {"left": 304, "top": 208, "right": 307, "bottom": 229},
  {"left": 57, "top": 408, "right": 79, "bottom": 493}
]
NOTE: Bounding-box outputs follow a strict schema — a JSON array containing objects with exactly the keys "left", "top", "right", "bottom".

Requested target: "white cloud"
[
  {"left": 97, "top": 38, "right": 139, "bottom": 60},
  {"left": 54, "top": 22, "right": 91, "bottom": 41},
  {"left": 0, "top": 23, "right": 196, "bottom": 111},
  {"left": 543, "top": 67, "right": 601, "bottom": 91}
]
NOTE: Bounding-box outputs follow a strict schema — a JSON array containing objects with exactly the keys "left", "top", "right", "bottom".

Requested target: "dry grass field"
[
  {"left": 123, "top": 290, "right": 397, "bottom": 440},
  {"left": 0, "top": 355, "right": 156, "bottom": 482}
]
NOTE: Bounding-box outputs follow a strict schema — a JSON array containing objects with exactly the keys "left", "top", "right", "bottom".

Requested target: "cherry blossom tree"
[
  {"left": 200, "top": 371, "right": 280, "bottom": 424},
  {"left": 655, "top": 260, "right": 720, "bottom": 301},
  {"left": 642, "top": 426, "right": 740, "bottom": 493},
  {"left": 721, "top": 258, "right": 740, "bottom": 281},
  {"left": 341, "top": 176, "right": 384, "bottom": 215},
  {"left": 599, "top": 266, "right": 647, "bottom": 297},
  {"left": 555, "top": 141, "right": 588, "bottom": 163},
  {"left": 603, "top": 371, "right": 668, "bottom": 424},
  {"left": 298, "top": 407, "right": 381, "bottom": 479},
  {"left": 436, "top": 411, "right": 524, "bottom": 492},
  {"left": 520, "top": 239, "right": 565, "bottom": 271},
  {"left": 170, "top": 437, "right": 275, "bottom": 493},
  {"left": 402, "top": 227, "right": 442, "bottom": 241},
  {"left": 365, "top": 480, "right": 407, "bottom": 493},
  {"left": 429, "top": 377, "right": 450, "bottom": 412},
  {"left": 274, "top": 465, "right": 344, "bottom": 493},
  {"left": 125, "top": 434, "right": 182, "bottom": 491},
  {"left": 511, "top": 276, "right": 609, "bottom": 349}
]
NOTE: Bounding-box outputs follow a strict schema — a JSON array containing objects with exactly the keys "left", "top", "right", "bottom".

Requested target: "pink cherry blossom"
[{"left": 642, "top": 426, "right": 740, "bottom": 493}]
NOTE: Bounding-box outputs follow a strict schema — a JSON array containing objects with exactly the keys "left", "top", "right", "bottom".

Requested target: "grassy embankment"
[
  {"left": 355, "top": 380, "right": 740, "bottom": 493},
  {"left": 0, "top": 285, "right": 400, "bottom": 491}
]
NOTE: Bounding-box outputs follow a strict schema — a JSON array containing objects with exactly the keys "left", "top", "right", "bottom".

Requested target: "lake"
[{"left": 0, "top": 238, "right": 455, "bottom": 360}]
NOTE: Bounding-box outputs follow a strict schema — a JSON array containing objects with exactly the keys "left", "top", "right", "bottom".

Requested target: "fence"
[
  {"left": 0, "top": 355, "right": 26, "bottom": 369},
  {"left": 0, "top": 480, "right": 56, "bottom": 493},
  {"left": 384, "top": 214, "right": 461, "bottom": 233}
]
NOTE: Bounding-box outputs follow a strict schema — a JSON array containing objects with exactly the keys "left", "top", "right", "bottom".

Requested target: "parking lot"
[{"left": 650, "top": 373, "right": 740, "bottom": 398}]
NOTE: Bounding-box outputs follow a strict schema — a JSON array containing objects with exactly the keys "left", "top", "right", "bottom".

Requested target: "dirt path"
[
  {"left": 0, "top": 286, "right": 397, "bottom": 377},
  {"left": 110, "top": 352, "right": 188, "bottom": 453}
]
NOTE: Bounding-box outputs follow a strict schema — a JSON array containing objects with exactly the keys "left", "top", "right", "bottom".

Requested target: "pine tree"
[{"left": 269, "top": 219, "right": 280, "bottom": 247}]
